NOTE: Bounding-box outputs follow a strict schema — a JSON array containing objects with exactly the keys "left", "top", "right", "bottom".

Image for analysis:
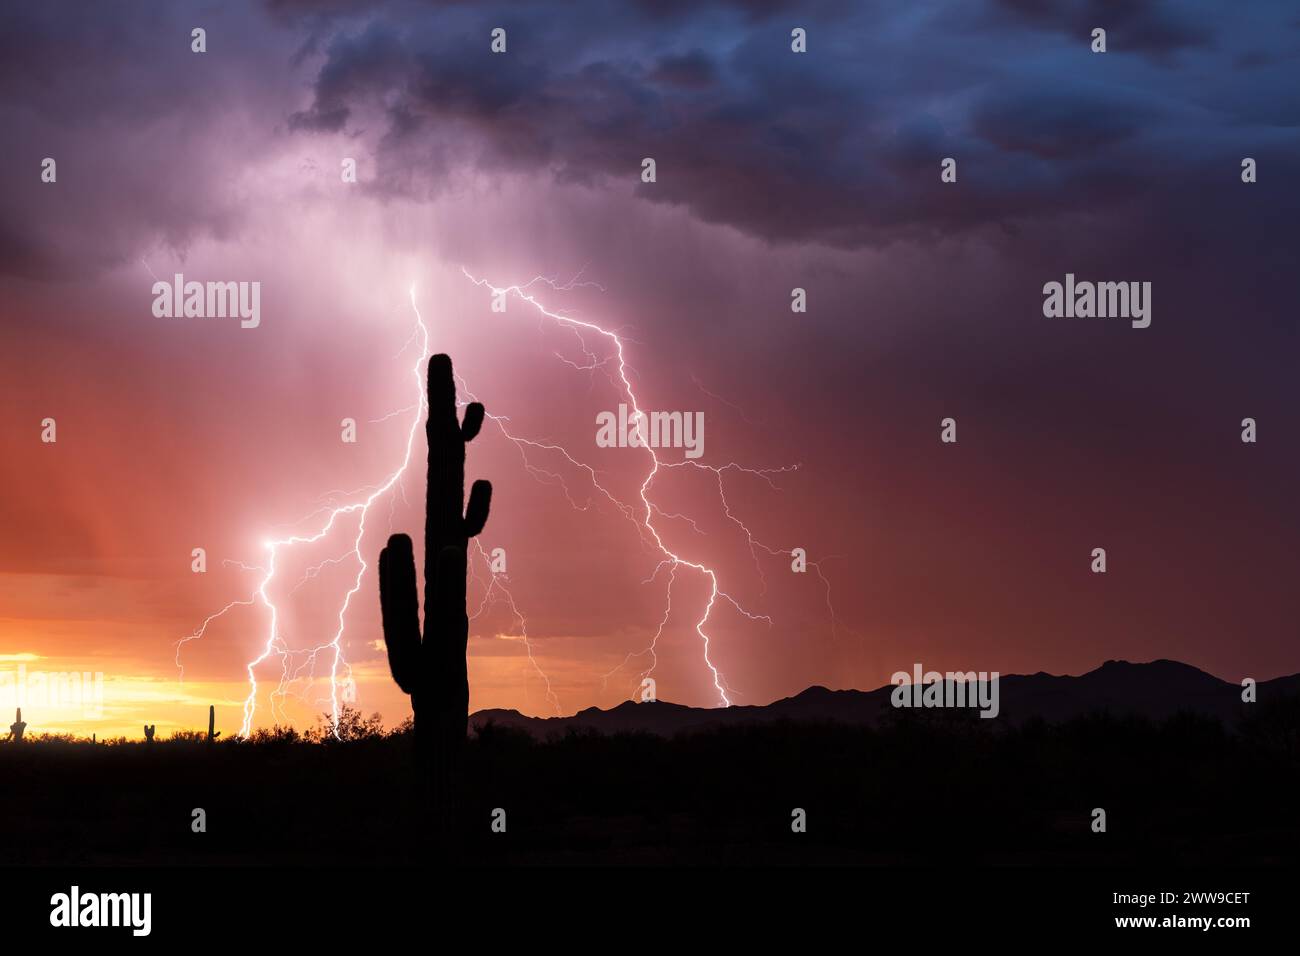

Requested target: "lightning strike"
[
  {"left": 178, "top": 268, "right": 847, "bottom": 736},
  {"left": 235, "top": 286, "right": 429, "bottom": 737},
  {"left": 177, "top": 287, "right": 429, "bottom": 737},
  {"left": 458, "top": 268, "right": 848, "bottom": 708}
]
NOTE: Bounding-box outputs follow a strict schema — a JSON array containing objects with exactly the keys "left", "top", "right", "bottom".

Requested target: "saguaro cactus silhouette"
[
  {"left": 379, "top": 354, "right": 491, "bottom": 831},
  {"left": 8, "top": 708, "right": 25, "bottom": 742},
  {"left": 206, "top": 705, "right": 220, "bottom": 743},
  {"left": 143, "top": 724, "right": 156, "bottom": 743}
]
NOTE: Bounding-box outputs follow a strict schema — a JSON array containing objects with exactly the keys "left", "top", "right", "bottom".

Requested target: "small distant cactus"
[
  {"left": 8, "top": 708, "right": 26, "bottom": 742},
  {"left": 143, "top": 724, "right": 156, "bottom": 743},
  {"left": 207, "top": 705, "right": 220, "bottom": 743}
]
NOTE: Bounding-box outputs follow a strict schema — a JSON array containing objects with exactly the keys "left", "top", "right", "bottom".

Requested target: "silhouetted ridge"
[{"left": 470, "top": 660, "right": 1297, "bottom": 739}]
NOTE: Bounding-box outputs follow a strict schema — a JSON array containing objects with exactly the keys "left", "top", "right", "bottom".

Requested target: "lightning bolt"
[
  {"left": 177, "top": 267, "right": 849, "bottom": 735},
  {"left": 178, "top": 283, "right": 562, "bottom": 737},
  {"left": 235, "top": 286, "right": 430, "bottom": 737},
  {"left": 469, "top": 537, "right": 560, "bottom": 715},
  {"left": 459, "top": 269, "right": 849, "bottom": 707},
  {"left": 175, "top": 287, "right": 426, "bottom": 737}
]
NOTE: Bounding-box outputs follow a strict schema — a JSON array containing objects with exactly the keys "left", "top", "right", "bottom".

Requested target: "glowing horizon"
[{"left": 4, "top": 0, "right": 1298, "bottom": 742}]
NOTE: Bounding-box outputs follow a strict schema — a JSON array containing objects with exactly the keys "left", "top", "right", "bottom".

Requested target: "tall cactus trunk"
[{"left": 379, "top": 354, "right": 491, "bottom": 844}]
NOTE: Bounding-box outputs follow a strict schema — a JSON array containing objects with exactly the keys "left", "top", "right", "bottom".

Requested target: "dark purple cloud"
[
  {"left": 271, "top": 0, "right": 1300, "bottom": 248},
  {"left": 2, "top": 0, "right": 1298, "bottom": 278},
  {"left": 2, "top": 0, "right": 1299, "bottom": 713},
  {"left": 993, "top": 0, "right": 1212, "bottom": 55}
]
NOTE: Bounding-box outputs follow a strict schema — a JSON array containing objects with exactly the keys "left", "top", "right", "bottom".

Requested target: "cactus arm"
[
  {"left": 460, "top": 402, "right": 485, "bottom": 441},
  {"left": 379, "top": 533, "right": 421, "bottom": 694},
  {"left": 463, "top": 480, "right": 492, "bottom": 537}
]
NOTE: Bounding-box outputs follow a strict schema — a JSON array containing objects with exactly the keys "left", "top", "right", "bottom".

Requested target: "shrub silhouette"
[
  {"left": 2, "top": 703, "right": 1299, "bottom": 865},
  {"left": 168, "top": 730, "right": 208, "bottom": 743},
  {"left": 244, "top": 724, "right": 303, "bottom": 746},
  {"left": 1240, "top": 693, "right": 1300, "bottom": 759},
  {"left": 379, "top": 353, "right": 491, "bottom": 836},
  {"left": 307, "top": 705, "right": 386, "bottom": 743},
  {"left": 143, "top": 724, "right": 156, "bottom": 743}
]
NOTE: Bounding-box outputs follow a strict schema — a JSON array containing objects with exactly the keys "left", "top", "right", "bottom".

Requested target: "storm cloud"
[{"left": 3, "top": 0, "right": 1298, "bottom": 279}]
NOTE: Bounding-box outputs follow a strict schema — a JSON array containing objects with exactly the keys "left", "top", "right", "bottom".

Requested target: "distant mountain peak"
[{"left": 468, "top": 660, "right": 1293, "bottom": 740}]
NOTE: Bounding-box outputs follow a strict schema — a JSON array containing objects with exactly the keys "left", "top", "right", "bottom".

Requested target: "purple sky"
[{"left": 2, "top": 0, "right": 1298, "bottom": 734}]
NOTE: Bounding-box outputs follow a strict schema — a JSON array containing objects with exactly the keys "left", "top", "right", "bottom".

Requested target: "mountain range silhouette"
[{"left": 471, "top": 659, "right": 1300, "bottom": 738}]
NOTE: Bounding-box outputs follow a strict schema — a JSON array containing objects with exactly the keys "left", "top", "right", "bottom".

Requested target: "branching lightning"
[
  {"left": 176, "top": 267, "right": 849, "bottom": 736},
  {"left": 176, "top": 287, "right": 430, "bottom": 737},
  {"left": 459, "top": 269, "right": 849, "bottom": 707}
]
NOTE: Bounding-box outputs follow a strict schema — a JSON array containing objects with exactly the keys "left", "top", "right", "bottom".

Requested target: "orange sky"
[{"left": 4, "top": 0, "right": 1299, "bottom": 740}]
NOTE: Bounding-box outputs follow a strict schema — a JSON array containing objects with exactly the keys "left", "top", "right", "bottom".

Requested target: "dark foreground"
[{"left": 3, "top": 696, "right": 1299, "bottom": 867}]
